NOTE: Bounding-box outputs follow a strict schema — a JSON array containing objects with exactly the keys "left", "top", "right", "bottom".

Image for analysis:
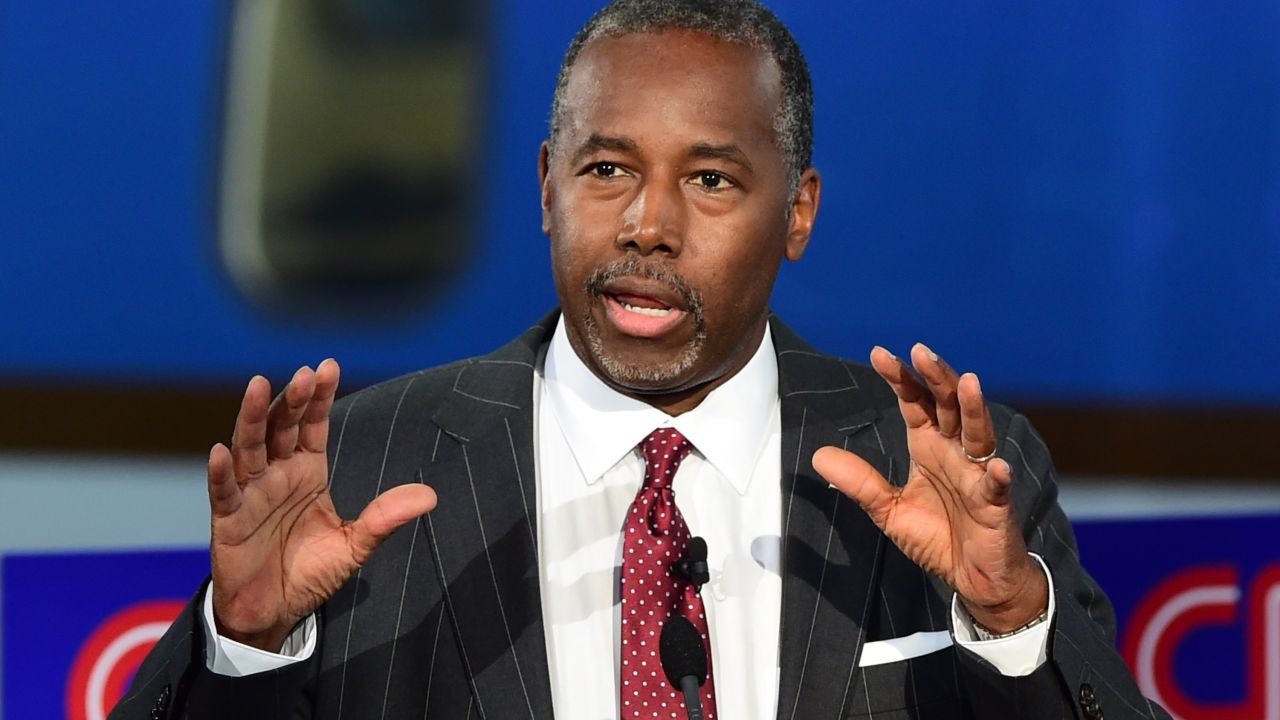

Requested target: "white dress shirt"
[
  {"left": 204, "top": 318, "right": 1055, "bottom": 716},
  {"left": 537, "top": 318, "right": 784, "bottom": 719}
]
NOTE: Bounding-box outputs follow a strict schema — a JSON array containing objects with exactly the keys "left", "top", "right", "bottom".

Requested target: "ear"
[
  {"left": 538, "top": 141, "right": 553, "bottom": 236},
  {"left": 784, "top": 167, "right": 821, "bottom": 262}
]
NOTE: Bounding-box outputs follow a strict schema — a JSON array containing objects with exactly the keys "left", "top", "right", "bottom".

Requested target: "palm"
[
  {"left": 213, "top": 450, "right": 343, "bottom": 636},
  {"left": 206, "top": 361, "right": 436, "bottom": 649},
  {"left": 871, "top": 430, "right": 1017, "bottom": 601},
  {"left": 813, "top": 343, "right": 1043, "bottom": 623}
]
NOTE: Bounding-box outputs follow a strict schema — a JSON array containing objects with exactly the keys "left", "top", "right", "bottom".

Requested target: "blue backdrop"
[{"left": 2, "top": 0, "right": 1279, "bottom": 403}]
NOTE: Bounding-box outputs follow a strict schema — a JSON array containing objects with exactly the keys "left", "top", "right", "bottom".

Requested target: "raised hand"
[
  {"left": 206, "top": 359, "right": 438, "bottom": 651},
  {"left": 812, "top": 344, "right": 1047, "bottom": 634}
]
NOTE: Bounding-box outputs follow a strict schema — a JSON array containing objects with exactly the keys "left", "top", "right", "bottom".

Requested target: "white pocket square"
[{"left": 858, "top": 630, "right": 953, "bottom": 667}]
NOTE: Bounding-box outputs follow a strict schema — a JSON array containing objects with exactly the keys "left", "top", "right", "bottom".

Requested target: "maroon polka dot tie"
[{"left": 620, "top": 428, "right": 717, "bottom": 719}]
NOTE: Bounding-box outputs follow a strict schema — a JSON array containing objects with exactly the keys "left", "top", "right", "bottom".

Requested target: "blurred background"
[{"left": 2, "top": 0, "right": 1278, "bottom": 717}]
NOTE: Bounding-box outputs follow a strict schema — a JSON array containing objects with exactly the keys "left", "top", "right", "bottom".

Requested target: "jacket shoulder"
[
  {"left": 329, "top": 314, "right": 554, "bottom": 426},
  {"left": 331, "top": 357, "right": 469, "bottom": 421}
]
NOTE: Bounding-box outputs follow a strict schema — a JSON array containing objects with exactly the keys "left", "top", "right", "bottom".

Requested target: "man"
[{"left": 113, "top": 1, "right": 1170, "bottom": 718}]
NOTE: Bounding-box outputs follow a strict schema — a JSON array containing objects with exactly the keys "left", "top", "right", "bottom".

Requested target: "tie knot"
[{"left": 640, "top": 428, "right": 694, "bottom": 489}]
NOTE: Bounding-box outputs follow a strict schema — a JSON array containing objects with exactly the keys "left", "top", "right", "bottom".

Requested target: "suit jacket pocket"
[
  {"left": 859, "top": 630, "right": 952, "bottom": 667},
  {"left": 843, "top": 644, "right": 970, "bottom": 719}
]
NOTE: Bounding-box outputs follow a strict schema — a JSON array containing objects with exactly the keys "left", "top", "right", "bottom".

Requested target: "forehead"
[{"left": 558, "top": 30, "right": 782, "bottom": 150}]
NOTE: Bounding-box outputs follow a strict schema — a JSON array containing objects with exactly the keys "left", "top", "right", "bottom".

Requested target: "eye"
[
  {"left": 587, "top": 162, "right": 625, "bottom": 179},
  {"left": 692, "top": 171, "right": 735, "bottom": 190}
]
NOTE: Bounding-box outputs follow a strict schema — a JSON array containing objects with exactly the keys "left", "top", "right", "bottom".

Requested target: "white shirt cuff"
[
  {"left": 950, "top": 553, "right": 1054, "bottom": 677},
  {"left": 202, "top": 583, "right": 316, "bottom": 676}
]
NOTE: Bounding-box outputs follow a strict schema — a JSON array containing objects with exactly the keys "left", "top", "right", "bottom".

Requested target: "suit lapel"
[
  {"left": 421, "top": 318, "right": 555, "bottom": 719},
  {"left": 414, "top": 313, "right": 898, "bottom": 719},
  {"left": 771, "top": 318, "right": 895, "bottom": 720}
]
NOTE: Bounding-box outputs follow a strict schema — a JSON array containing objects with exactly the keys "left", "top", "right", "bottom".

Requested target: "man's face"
[{"left": 539, "top": 30, "right": 820, "bottom": 414}]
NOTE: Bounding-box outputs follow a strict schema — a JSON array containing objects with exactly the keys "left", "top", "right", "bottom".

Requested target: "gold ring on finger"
[{"left": 963, "top": 447, "right": 997, "bottom": 464}]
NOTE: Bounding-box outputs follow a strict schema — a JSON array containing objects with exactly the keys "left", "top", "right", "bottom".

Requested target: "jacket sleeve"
[
  {"left": 107, "top": 580, "right": 315, "bottom": 720},
  {"left": 955, "top": 409, "right": 1173, "bottom": 720}
]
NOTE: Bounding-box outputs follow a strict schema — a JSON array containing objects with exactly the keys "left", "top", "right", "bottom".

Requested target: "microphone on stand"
[
  {"left": 660, "top": 615, "right": 708, "bottom": 720},
  {"left": 673, "top": 536, "right": 710, "bottom": 592}
]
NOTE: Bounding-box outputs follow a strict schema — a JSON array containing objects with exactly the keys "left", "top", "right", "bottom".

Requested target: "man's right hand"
[{"left": 206, "top": 359, "right": 438, "bottom": 652}]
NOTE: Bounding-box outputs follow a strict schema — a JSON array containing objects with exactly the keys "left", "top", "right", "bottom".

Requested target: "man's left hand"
[{"left": 812, "top": 343, "right": 1048, "bottom": 634}]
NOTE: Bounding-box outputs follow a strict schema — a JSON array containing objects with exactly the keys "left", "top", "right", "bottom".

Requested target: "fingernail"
[{"left": 919, "top": 342, "right": 938, "bottom": 362}]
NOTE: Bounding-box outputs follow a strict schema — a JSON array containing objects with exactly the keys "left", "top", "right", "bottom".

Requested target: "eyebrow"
[
  {"left": 568, "top": 134, "right": 756, "bottom": 174},
  {"left": 689, "top": 142, "right": 754, "bottom": 173},
  {"left": 570, "top": 134, "right": 638, "bottom": 166}
]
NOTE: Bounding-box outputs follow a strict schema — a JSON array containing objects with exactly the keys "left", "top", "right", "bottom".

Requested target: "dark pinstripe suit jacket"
[{"left": 113, "top": 313, "right": 1170, "bottom": 720}]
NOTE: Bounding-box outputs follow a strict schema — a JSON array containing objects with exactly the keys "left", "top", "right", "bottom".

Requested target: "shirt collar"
[{"left": 543, "top": 317, "right": 778, "bottom": 495}]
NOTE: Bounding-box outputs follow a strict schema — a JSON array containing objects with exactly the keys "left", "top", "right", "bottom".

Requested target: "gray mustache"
[{"left": 584, "top": 257, "right": 703, "bottom": 315}]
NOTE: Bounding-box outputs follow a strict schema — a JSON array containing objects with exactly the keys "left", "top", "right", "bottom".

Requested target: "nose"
[{"left": 617, "top": 177, "right": 684, "bottom": 256}]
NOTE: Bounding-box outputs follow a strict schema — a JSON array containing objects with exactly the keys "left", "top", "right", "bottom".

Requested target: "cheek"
[
  {"left": 700, "top": 259, "right": 784, "bottom": 333},
  {"left": 698, "top": 263, "right": 771, "bottom": 323},
  {"left": 549, "top": 239, "right": 584, "bottom": 297},
  {"left": 551, "top": 190, "right": 630, "bottom": 259},
  {"left": 692, "top": 223, "right": 787, "bottom": 289},
  {"left": 548, "top": 199, "right": 582, "bottom": 254},
  {"left": 549, "top": 213, "right": 604, "bottom": 300},
  {"left": 550, "top": 192, "right": 609, "bottom": 252}
]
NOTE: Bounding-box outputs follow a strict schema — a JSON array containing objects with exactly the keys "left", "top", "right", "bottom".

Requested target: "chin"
[
  {"left": 599, "top": 358, "right": 698, "bottom": 390},
  {"left": 588, "top": 337, "right": 702, "bottom": 389},
  {"left": 576, "top": 315, "right": 700, "bottom": 388}
]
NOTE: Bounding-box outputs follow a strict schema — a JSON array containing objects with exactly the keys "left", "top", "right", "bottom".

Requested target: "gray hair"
[{"left": 548, "top": 0, "right": 814, "bottom": 197}]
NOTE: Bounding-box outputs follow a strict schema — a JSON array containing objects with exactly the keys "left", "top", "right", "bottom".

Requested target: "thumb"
[
  {"left": 812, "top": 446, "right": 896, "bottom": 523},
  {"left": 348, "top": 483, "right": 438, "bottom": 558}
]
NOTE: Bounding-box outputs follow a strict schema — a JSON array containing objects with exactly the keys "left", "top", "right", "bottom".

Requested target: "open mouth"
[
  {"left": 613, "top": 293, "right": 674, "bottom": 317},
  {"left": 584, "top": 258, "right": 704, "bottom": 342},
  {"left": 602, "top": 292, "right": 686, "bottom": 338}
]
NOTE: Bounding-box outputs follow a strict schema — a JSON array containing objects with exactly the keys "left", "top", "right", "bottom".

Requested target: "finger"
[
  {"left": 869, "top": 346, "right": 937, "bottom": 430},
  {"left": 812, "top": 446, "right": 897, "bottom": 525},
  {"left": 208, "top": 443, "right": 242, "bottom": 519},
  {"left": 977, "top": 458, "right": 1014, "bottom": 508},
  {"left": 230, "top": 376, "right": 273, "bottom": 482},
  {"left": 265, "top": 366, "right": 316, "bottom": 460},
  {"left": 911, "top": 343, "right": 962, "bottom": 438},
  {"left": 299, "top": 359, "right": 340, "bottom": 453},
  {"left": 957, "top": 372, "right": 997, "bottom": 462},
  {"left": 347, "top": 484, "right": 439, "bottom": 561}
]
